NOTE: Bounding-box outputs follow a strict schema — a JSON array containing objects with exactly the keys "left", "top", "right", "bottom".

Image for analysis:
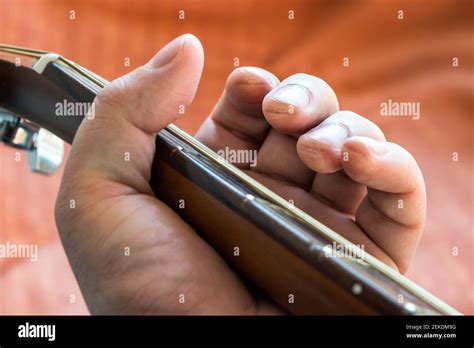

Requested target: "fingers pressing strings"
[
  {"left": 195, "top": 67, "right": 279, "bottom": 169},
  {"left": 342, "top": 137, "right": 426, "bottom": 273},
  {"left": 252, "top": 74, "right": 339, "bottom": 188},
  {"left": 297, "top": 110, "right": 385, "bottom": 213}
]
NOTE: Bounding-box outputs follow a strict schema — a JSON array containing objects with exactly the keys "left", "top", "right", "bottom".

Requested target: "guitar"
[{"left": 0, "top": 45, "right": 460, "bottom": 315}]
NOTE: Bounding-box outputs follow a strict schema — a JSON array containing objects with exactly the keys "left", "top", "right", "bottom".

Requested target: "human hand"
[{"left": 55, "top": 34, "right": 425, "bottom": 315}]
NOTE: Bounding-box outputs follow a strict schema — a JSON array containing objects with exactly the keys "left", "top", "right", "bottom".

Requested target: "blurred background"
[{"left": 0, "top": 0, "right": 472, "bottom": 314}]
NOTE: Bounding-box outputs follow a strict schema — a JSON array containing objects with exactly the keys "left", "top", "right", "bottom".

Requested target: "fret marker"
[
  {"left": 171, "top": 146, "right": 184, "bottom": 157},
  {"left": 245, "top": 194, "right": 255, "bottom": 201},
  {"left": 352, "top": 283, "right": 363, "bottom": 295},
  {"left": 404, "top": 303, "right": 416, "bottom": 313},
  {"left": 310, "top": 242, "right": 321, "bottom": 252},
  {"left": 322, "top": 244, "right": 332, "bottom": 257}
]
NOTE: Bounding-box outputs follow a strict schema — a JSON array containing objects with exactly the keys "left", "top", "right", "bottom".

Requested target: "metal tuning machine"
[
  {"left": 0, "top": 110, "right": 64, "bottom": 175},
  {"left": 0, "top": 47, "right": 70, "bottom": 175}
]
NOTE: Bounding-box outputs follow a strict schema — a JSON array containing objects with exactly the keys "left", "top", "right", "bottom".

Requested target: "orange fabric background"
[{"left": 0, "top": 0, "right": 472, "bottom": 314}]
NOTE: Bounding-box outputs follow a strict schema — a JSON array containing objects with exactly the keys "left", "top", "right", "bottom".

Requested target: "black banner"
[{"left": 0, "top": 315, "right": 472, "bottom": 346}]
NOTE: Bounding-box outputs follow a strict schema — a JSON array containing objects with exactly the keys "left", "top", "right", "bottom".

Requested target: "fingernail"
[
  {"left": 148, "top": 35, "right": 186, "bottom": 69},
  {"left": 347, "top": 137, "right": 389, "bottom": 157},
  {"left": 365, "top": 139, "right": 388, "bottom": 156},
  {"left": 239, "top": 67, "right": 279, "bottom": 87},
  {"left": 306, "top": 123, "right": 350, "bottom": 150},
  {"left": 270, "top": 84, "right": 311, "bottom": 109}
]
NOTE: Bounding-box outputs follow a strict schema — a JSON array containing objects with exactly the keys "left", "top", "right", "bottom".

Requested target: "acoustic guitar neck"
[{"left": 0, "top": 45, "right": 461, "bottom": 315}]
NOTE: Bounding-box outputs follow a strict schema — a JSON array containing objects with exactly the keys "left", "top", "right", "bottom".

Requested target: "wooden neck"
[{"left": 0, "top": 56, "right": 459, "bottom": 315}]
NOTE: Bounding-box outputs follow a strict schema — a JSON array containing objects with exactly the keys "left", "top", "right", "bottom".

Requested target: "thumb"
[
  {"left": 94, "top": 33, "right": 204, "bottom": 134},
  {"left": 64, "top": 34, "right": 204, "bottom": 194}
]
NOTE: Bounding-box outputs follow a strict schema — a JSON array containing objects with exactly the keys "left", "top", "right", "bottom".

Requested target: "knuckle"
[
  {"left": 95, "top": 89, "right": 120, "bottom": 113},
  {"left": 95, "top": 75, "right": 132, "bottom": 110}
]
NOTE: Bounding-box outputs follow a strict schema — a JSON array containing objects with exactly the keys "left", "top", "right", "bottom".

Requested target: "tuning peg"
[{"left": 27, "top": 128, "right": 64, "bottom": 175}]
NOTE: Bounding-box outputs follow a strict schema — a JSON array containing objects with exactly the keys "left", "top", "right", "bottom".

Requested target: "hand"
[{"left": 55, "top": 34, "right": 426, "bottom": 315}]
